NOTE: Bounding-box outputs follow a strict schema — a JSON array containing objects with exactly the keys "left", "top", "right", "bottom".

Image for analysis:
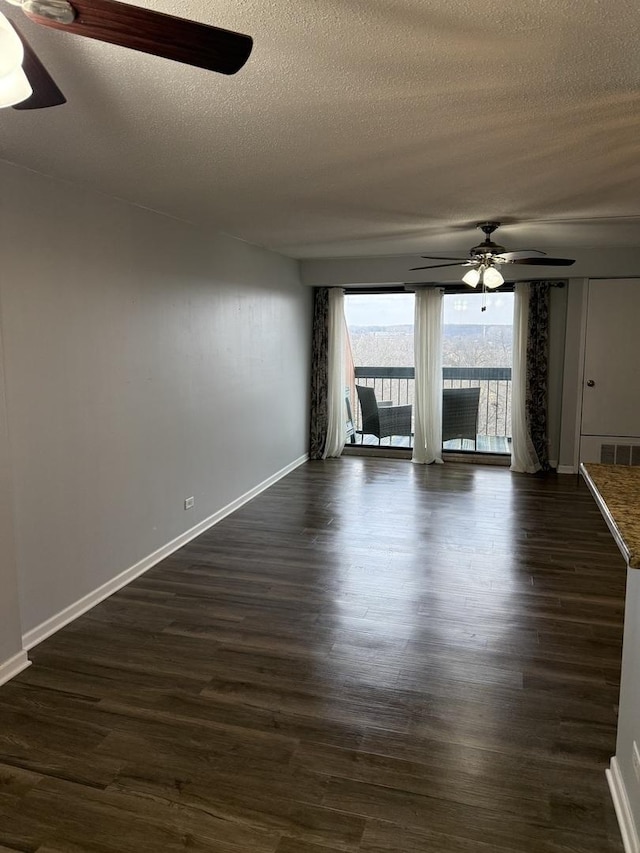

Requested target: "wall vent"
[{"left": 600, "top": 444, "right": 640, "bottom": 466}]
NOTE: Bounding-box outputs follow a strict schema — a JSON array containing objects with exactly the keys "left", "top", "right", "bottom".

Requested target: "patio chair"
[
  {"left": 442, "top": 387, "right": 480, "bottom": 450},
  {"left": 355, "top": 385, "right": 412, "bottom": 444},
  {"left": 345, "top": 388, "right": 356, "bottom": 444}
]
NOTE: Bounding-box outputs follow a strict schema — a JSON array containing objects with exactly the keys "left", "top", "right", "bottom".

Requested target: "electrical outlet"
[
  {"left": 184, "top": 497, "right": 195, "bottom": 510},
  {"left": 633, "top": 741, "right": 640, "bottom": 783}
]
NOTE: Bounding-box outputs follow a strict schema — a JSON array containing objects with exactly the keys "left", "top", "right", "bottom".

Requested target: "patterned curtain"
[
  {"left": 309, "top": 288, "right": 329, "bottom": 459},
  {"left": 525, "top": 282, "right": 551, "bottom": 471}
]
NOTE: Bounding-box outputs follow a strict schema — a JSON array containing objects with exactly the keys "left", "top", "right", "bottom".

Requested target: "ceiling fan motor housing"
[
  {"left": 471, "top": 221, "right": 504, "bottom": 258},
  {"left": 470, "top": 240, "right": 505, "bottom": 258}
]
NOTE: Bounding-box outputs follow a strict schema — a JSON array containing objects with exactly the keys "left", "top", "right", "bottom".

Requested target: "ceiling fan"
[
  {"left": 0, "top": 0, "right": 253, "bottom": 110},
  {"left": 410, "top": 222, "right": 576, "bottom": 290}
]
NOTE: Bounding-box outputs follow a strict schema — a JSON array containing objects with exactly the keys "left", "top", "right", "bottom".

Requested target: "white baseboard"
[
  {"left": 22, "top": 454, "right": 308, "bottom": 651},
  {"left": 0, "top": 650, "right": 31, "bottom": 686},
  {"left": 556, "top": 464, "right": 577, "bottom": 474},
  {"left": 607, "top": 757, "right": 640, "bottom": 853}
]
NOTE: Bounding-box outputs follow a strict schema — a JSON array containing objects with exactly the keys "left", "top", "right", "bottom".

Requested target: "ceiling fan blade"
[
  {"left": 11, "top": 24, "right": 66, "bottom": 109},
  {"left": 508, "top": 257, "right": 575, "bottom": 266},
  {"left": 410, "top": 262, "right": 465, "bottom": 271},
  {"left": 419, "top": 254, "right": 470, "bottom": 261},
  {"left": 497, "top": 250, "right": 546, "bottom": 260},
  {"left": 23, "top": 0, "right": 253, "bottom": 75}
]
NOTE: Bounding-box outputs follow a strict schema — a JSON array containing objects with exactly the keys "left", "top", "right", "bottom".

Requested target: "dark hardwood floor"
[{"left": 0, "top": 459, "right": 627, "bottom": 852}]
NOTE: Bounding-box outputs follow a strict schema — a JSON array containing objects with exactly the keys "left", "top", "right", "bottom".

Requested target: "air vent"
[{"left": 600, "top": 444, "right": 640, "bottom": 465}]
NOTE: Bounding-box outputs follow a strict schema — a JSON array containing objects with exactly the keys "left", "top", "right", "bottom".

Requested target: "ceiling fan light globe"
[
  {"left": 462, "top": 268, "right": 481, "bottom": 287},
  {"left": 0, "top": 12, "right": 24, "bottom": 78},
  {"left": 0, "top": 63, "right": 32, "bottom": 107},
  {"left": 484, "top": 267, "right": 504, "bottom": 289}
]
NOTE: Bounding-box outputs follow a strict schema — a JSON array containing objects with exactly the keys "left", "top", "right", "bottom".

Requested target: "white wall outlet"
[
  {"left": 633, "top": 741, "right": 640, "bottom": 783},
  {"left": 184, "top": 497, "right": 195, "bottom": 510}
]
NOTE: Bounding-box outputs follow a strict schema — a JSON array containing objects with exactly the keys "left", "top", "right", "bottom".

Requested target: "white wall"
[
  {"left": 0, "top": 160, "right": 312, "bottom": 640},
  {"left": 616, "top": 568, "right": 640, "bottom": 837},
  {"left": 0, "top": 314, "right": 24, "bottom": 673}
]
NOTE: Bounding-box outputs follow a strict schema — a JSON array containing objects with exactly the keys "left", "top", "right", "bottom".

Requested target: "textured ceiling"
[{"left": 1, "top": 0, "right": 640, "bottom": 259}]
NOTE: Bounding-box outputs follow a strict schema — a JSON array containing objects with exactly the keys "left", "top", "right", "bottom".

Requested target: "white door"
[{"left": 582, "top": 279, "right": 640, "bottom": 437}]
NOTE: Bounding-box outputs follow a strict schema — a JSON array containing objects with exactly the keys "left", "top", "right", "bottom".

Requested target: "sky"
[{"left": 344, "top": 292, "right": 514, "bottom": 326}]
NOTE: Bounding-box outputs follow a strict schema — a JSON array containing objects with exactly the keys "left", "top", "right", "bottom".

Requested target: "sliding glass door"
[{"left": 344, "top": 289, "right": 513, "bottom": 457}]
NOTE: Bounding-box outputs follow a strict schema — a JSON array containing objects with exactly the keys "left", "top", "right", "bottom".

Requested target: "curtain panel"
[
  {"left": 510, "top": 283, "right": 540, "bottom": 473},
  {"left": 309, "top": 287, "right": 329, "bottom": 460},
  {"left": 511, "top": 280, "right": 558, "bottom": 473},
  {"left": 309, "top": 287, "right": 346, "bottom": 460},
  {"left": 323, "top": 288, "right": 347, "bottom": 458},
  {"left": 412, "top": 287, "right": 444, "bottom": 465},
  {"left": 526, "top": 281, "right": 551, "bottom": 471}
]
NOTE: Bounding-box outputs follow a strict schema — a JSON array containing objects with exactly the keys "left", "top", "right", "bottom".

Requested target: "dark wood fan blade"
[
  {"left": 24, "top": 0, "right": 253, "bottom": 75},
  {"left": 419, "top": 255, "right": 469, "bottom": 261},
  {"left": 410, "top": 262, "right": 465, "bottom": 271},
  {"left": 508, "top": 257, "right": 575, "bottom": 266},
  {"left": 12, "top": 25, "right": 66, "bottom": 109},
  {"left": 497, "top": 250, "right": 546, "bottom": 260}
]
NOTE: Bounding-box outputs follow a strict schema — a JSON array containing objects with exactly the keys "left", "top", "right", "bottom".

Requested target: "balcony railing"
[{"left": 352, "top": 365, "right": 512, "bottom": 446}]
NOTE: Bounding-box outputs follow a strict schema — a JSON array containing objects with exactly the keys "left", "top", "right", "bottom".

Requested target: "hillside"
[{"left": 348, "top": 324, "right": 513, "bottom": 368}]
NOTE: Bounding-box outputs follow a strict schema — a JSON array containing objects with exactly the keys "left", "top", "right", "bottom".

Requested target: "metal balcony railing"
[{"left": 352, "top": 366, "right": 512, "bottom": 442}]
